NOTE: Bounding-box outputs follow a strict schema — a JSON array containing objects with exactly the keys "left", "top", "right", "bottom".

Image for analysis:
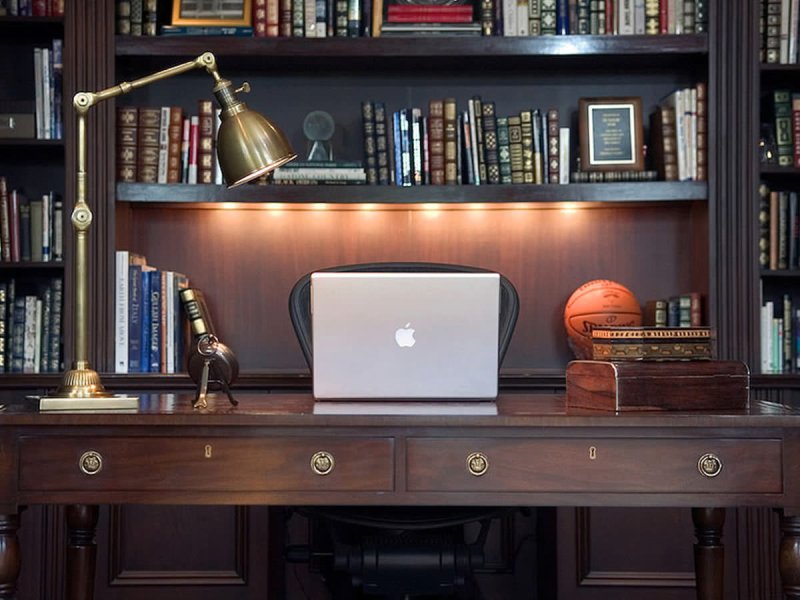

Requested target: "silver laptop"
[{"left": 311, "top": 272, "right": 500, "bottom": 400}]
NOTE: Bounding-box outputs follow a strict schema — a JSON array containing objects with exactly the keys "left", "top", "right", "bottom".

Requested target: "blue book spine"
[
  {"left": 140, "top": 268, "right": 151, "bottom": 372},
  {"left": 392, "top": 111, "right": 403, "bottom": 187},
  {"left": 556, "top": 0, "right": 569, "bottom": 34},
  {"left": 147, "top": 269, "right": 161, "bottom": 373},
  {"left": 128, "top": 264, "right": 142, "bottom": 373}
]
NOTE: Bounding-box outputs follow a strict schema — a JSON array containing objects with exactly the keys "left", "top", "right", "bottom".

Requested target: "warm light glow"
[
  {"left": 560, "top": 203, "right": 581, "bottom": 213},
  {"left": 220, "top": 202, "right": 238, "bottom": 210},
  {"left": 360, "top": 203, "right": 378, "bottom": 211},
  {"left": 310, "top": 203, "right": 329, "bottom": 211}
]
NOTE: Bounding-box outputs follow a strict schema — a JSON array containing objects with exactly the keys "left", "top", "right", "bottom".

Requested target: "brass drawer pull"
[
  {"left": 310, "top": 451, "right": 334, "bottom": 476},
  {"left": 697, "top": 453, "right": 723, "bottom": 478},
  {"left": 466, "top": 452, "right": 488, "bottom": 476},
  {"left": 79, "top": 451, "right": 103, "bottom": 476}
]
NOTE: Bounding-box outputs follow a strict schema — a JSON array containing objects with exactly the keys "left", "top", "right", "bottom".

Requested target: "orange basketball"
[{"left": 563, "top": 279, "right": 642, "bottom": 359}]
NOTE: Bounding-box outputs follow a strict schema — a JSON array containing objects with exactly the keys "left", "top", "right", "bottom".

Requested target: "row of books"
[
  {"left": 495, "top": 0, "right": 707, "bottom": 37},
  {"left": 0, "top": 177, "right": 63, "bottom": 264},
  {"left": 758, "top": 184, "right": 800, "bottom": 271},
  {"left": 114, "top": 250, "right": 190, "bottom": 374},
  {"left": 761, "top": 295, "right": 800, "bottom": 373},
  {"left": 359, "top": 98, "right": 570, "bottom": 187},
  {"left": 116, "top": 103, "right": 222, "bottom": 185},
  {"left": 760, "top": 0, "right": 800, "bottom": 64},
  {"left": 650, "top": 84, "right": 708, "bottom": 182},
  {"left": 0, "top": 0, "right": 63, "bottom": 16},
  {"left": 115, "top": 0, "right": 707, "bottom": 38},
  {"left": 761, "top": 89, "right": 800, "bottom": 168},
  {"left": 33, "top": 39, "right": 63, "bottom": 141},
  {"left": 642, "top": 293, "right": 703, "bottom": 328},
  {"left": 0, "top": 277, "right": 63, "bottom": 374}
]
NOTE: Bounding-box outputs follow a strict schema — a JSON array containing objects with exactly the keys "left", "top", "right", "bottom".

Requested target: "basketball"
[{"left": 563, "top": 279, "right": 642, "bottom": 359}]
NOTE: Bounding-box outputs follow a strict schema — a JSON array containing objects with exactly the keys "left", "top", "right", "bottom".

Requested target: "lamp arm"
[{"left": 69, "top": 52, "right": 220, "bottom": 375}]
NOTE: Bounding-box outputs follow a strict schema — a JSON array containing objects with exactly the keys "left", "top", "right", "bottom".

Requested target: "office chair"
[{"left": 287, "top": 262, "right": 520, "bottom": 599}]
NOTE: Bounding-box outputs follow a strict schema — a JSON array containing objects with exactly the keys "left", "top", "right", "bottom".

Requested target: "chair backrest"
[{"left": 288, "top": 262, "right": 519, "bottom": 369}]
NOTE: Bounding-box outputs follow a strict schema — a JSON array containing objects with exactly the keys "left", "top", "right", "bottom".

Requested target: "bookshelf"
[
  {"left": 0, "top": 15, "right": 65, "bottom": 377},
  {"left": 6, "top": 2, "right": 786, "bottom": 600}
]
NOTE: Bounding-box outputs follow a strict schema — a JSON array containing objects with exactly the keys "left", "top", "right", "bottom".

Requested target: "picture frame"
[
  {"left": 171, "top": 0, "right": 252, "bottom": 26},
  {"left": 578, "top": 97, "right": 644, "bottom": 172}
]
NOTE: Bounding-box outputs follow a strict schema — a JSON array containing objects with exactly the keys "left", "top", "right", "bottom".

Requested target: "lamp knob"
[{"left": 235, "top": 82, "right": 251, "bottom": 95}]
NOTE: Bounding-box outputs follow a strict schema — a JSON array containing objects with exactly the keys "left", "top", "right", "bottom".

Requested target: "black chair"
[
  {"left": 288, "top": 261, "right": 520, "bottom": 370},
  {"left": 286, "top": 262, "right": 520, "bottom": 600}
]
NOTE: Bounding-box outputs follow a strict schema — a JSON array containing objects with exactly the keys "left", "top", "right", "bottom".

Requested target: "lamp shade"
[{"left": 217, "top": 105, "right": 296, "bottom": 188}]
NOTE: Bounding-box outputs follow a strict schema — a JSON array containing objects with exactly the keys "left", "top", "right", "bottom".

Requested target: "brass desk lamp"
[{"left": 40, "top": 52, "right": 296, "bottom": 410}]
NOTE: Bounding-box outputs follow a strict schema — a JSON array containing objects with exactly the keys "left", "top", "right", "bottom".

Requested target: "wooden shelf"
[
  {"left": 117, "top": 181, "right": 707, "bottom": 205},
  {"left": 760, "top": 164, "right": 800, "bottom": 175},
  {"left": 115, "top": 34, "right": 708, "bottom": 70},
  {"left": 0, "top": 261, "right": 63, "bottom": 270}
]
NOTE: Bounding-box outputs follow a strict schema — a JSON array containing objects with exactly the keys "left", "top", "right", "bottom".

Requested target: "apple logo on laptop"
[{"left": 395, "top": 323, "right": 416, "bottom": 348}]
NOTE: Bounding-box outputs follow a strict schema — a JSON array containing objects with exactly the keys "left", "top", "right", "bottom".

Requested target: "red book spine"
[
  {"left": 9, "top": 188, "right": 19, "bottom": 263},
  {"left": 660, "top": 0, "right": 668, "bottom": 33},
  {"left": 253, "top": 0, "right": 267, "bottom": 37},
  {"left": 792, "top": 94, "right": 800, "bottom": 168},
  {"left": 387, "top": 5, "right": 473, "bottom": 14},
  {"left": 386, "top": 13, "right": 474, "bottom": 22}
]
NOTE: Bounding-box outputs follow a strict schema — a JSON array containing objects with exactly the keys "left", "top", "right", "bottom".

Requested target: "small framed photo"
[
  {"left": 578, "top": 97, "right": 644, "bottom": 171},
  {"left": 172, "top": 0, "right": 252, "bottom": 26}
]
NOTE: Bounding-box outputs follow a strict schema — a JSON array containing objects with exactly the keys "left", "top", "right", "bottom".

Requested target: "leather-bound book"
[
  {"left": 428, "top": 99, "right": 445, "bottom": 185},
  {"left": 547, "top": 108, "right": 560, "bottom": 184},
  {"left": 481, "top": 101, "right": 500, "bottom": 184},
  {"left": 374, "top": 102, "right": 391, "bottom": 185},
  {"left": 443, "top": 98, "right": 458, "bottom": 185},
  {"left": 117, "top": 106, "right": 138, "bottom": 182},
  {"left": 519, "top": 110, "right": 534, "bottom": 183},
  {"left": 197, "top": 100, "right": 215, "bottom": 184},
  {"left": 696, "top": 82, "right": 707, "bottom": 180},
  {"left": 649, "top": 106, "right": 678, "bottom": 181},
  {"left": 496, "top": 116, "right": 512, "bottom": 184},
  {"left": 507, "top": 115, "right": 524, "bottom": 184},
  {"left": 361, "top": 101, "right": 378, "bottom": 185},
  {"left": 167, "top": 106, "right": 183, "bottom": 184},
  {"left": 136, "top": 107, "right": 160, "bottom": 183}
]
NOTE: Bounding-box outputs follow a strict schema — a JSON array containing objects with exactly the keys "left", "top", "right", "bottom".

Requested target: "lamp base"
[{"left": 39, "top": 366, "right": 139, "bottom": 411}]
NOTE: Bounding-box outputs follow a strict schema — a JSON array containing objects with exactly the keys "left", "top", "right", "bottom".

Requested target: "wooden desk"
[{"left": 1, "top": 392, "right": 800, "bottom": 599}]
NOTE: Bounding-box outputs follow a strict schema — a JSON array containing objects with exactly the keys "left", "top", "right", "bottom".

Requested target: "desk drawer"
[
  {"left": 406, "top": 438, "right": 782, "bottom": 494},
  {"left": 19, "top": 436, "right": 394, "bottom": 492}
]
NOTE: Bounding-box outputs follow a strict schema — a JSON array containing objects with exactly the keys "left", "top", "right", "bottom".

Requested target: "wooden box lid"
[{"left": 565, "top": 360, "right": 750, "bottom": 412}]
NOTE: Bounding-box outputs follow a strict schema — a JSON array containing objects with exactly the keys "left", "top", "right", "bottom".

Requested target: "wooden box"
[{"left": 565, "top": 360, "right": 749, "bottom": 411}]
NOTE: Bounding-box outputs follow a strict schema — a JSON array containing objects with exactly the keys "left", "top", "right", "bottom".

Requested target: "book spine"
[
  {"left": 136, "top": 106, "right": 161, "bottom": 183},
  {"left": 529, "top": 0, "right": 541, "bottom": 34},
  {"left": 540, "top": 0, "right": 556, "bottom": 33},
  {"left": 760, "top": 183, "right": 772, "bottom": 269},
  {"left": 775, "top": 89, "right": 794, "bottom": 166},
  {"left": 481, "top": 101, "right": 500, "bottom": 184},
  {"left": 157, "top": 106, "right": 170, "bottom": 184},
  {"left": 547, "top": 108, "right": 560, "bottom": 184},
  {"left": 361, "top": 101, "right": 378, "bottom": 185},
  {"left": 48, "top": 276, "right": 61, "bottom": 372},
  {"left": 197, "top": 100, "right": 214, "bottom": 184},
  {"left": 428, "top": 99, "right": 445, "bottom": 185},
  {"left": 443, "top": 98, "right": 458, "bottom": 185},
  {"left": 187, "top": 115, "right": 199, "bottom": 184},
  {"left": 148, "top": 269, "right": 161, "bottom": 373},
  {"left": 116, "top": 0, "right": 131, "bottom": 34},
  {"left": 117, "top": 106, "right": 138, "bottom": 183},
  {"left": 128, "top": 264, "right": 143, "bottom": 373},
  {"left": 0, "top": 282, "right": 6, "bottom": 372},
  {"left": 165, "top": 106, "right": 183, "bottom": 183},
  {"left": 411, "top": 107, "right": 424, "bottom": 185},
  {"left": 507, "top": 115, "right": 524, "bottom": 184},
  {"left": 696, "top": 82, "right": 707, "bottom": 180},
  {"left": 496, "top": 116, "right": 512, "bottom": 184},
  {"left": 0, "top": 177, "right": 9, "bottom": 262},
  {"left": 559, "top": 127, "right": 570, "bottom": 184},
  {"left": 280, "top": 0, "right": 293, "bottom": 35},
  {"left": 115, "top": 250, "right": 130, "bottom": 373},
  {"left": 517, "top": 110, "right": 533, "bottom": 183},
  {"left": 254, "top": 0, "right": 268, "bottom": 36}
]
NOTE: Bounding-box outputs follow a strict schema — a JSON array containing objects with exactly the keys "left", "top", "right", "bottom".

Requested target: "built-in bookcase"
[{"left": 0, "top": 17, "right": 65, "bottom": 379}]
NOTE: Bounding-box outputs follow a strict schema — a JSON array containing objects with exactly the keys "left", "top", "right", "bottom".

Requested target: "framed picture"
[
  {"left": 578, "top": 97, "right": 644, "bottom": 171},
  {"left": 171, "top": 0, "right": 252, "bottom": 26}
]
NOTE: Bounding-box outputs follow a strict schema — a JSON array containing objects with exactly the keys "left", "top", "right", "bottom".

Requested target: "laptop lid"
[{"left": 311, "top": 272, "right": 500, "bottom": 399}]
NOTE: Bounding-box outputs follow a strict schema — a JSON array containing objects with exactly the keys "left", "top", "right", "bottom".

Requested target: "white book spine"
[
  {"left": 467, "top": 99, "right": 481, "bottom": 185},
  {"left": 180, "top": 116, "right": 191, "bottom": 184},
  {"left": 503, "top": 0, "right": 517, "bottom": 36},
  {"left": 115, "top": 250, "right": 130, "bottom": 373},
  {"left": 157, "top": 106, "right": 170, "bottom": 184},
  {"left": 619, "top": 0, "right": 634, "bottom": 34},
  {"left": 633, "top": 0, "right": 645, "bottom": 33},
  {"left": 41, "top": 47, "right": 51, "bottom": 139},
  {"left": 516, "top": 0, "right": 529, "bottom": 35},
  {"left": 41, "top": 192, "right": 50, "bottom": 262},
  {"left": 33, "top": 298, "right": 42, "bottom": 373},
  {"left": 33, "top": 48, "right": 44, "bottom": 139},
  {"left": 559, "top": 127, "right": 570, "bottom": 184},
  {"left": 690, "top": 87, "right": 697, "bottom": 181},
  {"left": 781, "top": 0, "right": 791, "bottom": 64},
  {"left": 23, "top": 296, "right": 37, "bottom": 373},
  {"left": 165, "top": 272, "right": 175, "bottom": 373}
]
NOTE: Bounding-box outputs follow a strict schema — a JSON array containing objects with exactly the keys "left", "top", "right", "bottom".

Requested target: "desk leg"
[
  {"left": 692, "top": 507, "right": 725, "bottom": 600},
  {"left": 66, "top": 505, "right": 98, "bottom": 600},
  {"left": 779, "top": 513, "right": 800, "bottom": 598},
  {"left": 0, "top": 513, "right": 20, "bottom": 599}
]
